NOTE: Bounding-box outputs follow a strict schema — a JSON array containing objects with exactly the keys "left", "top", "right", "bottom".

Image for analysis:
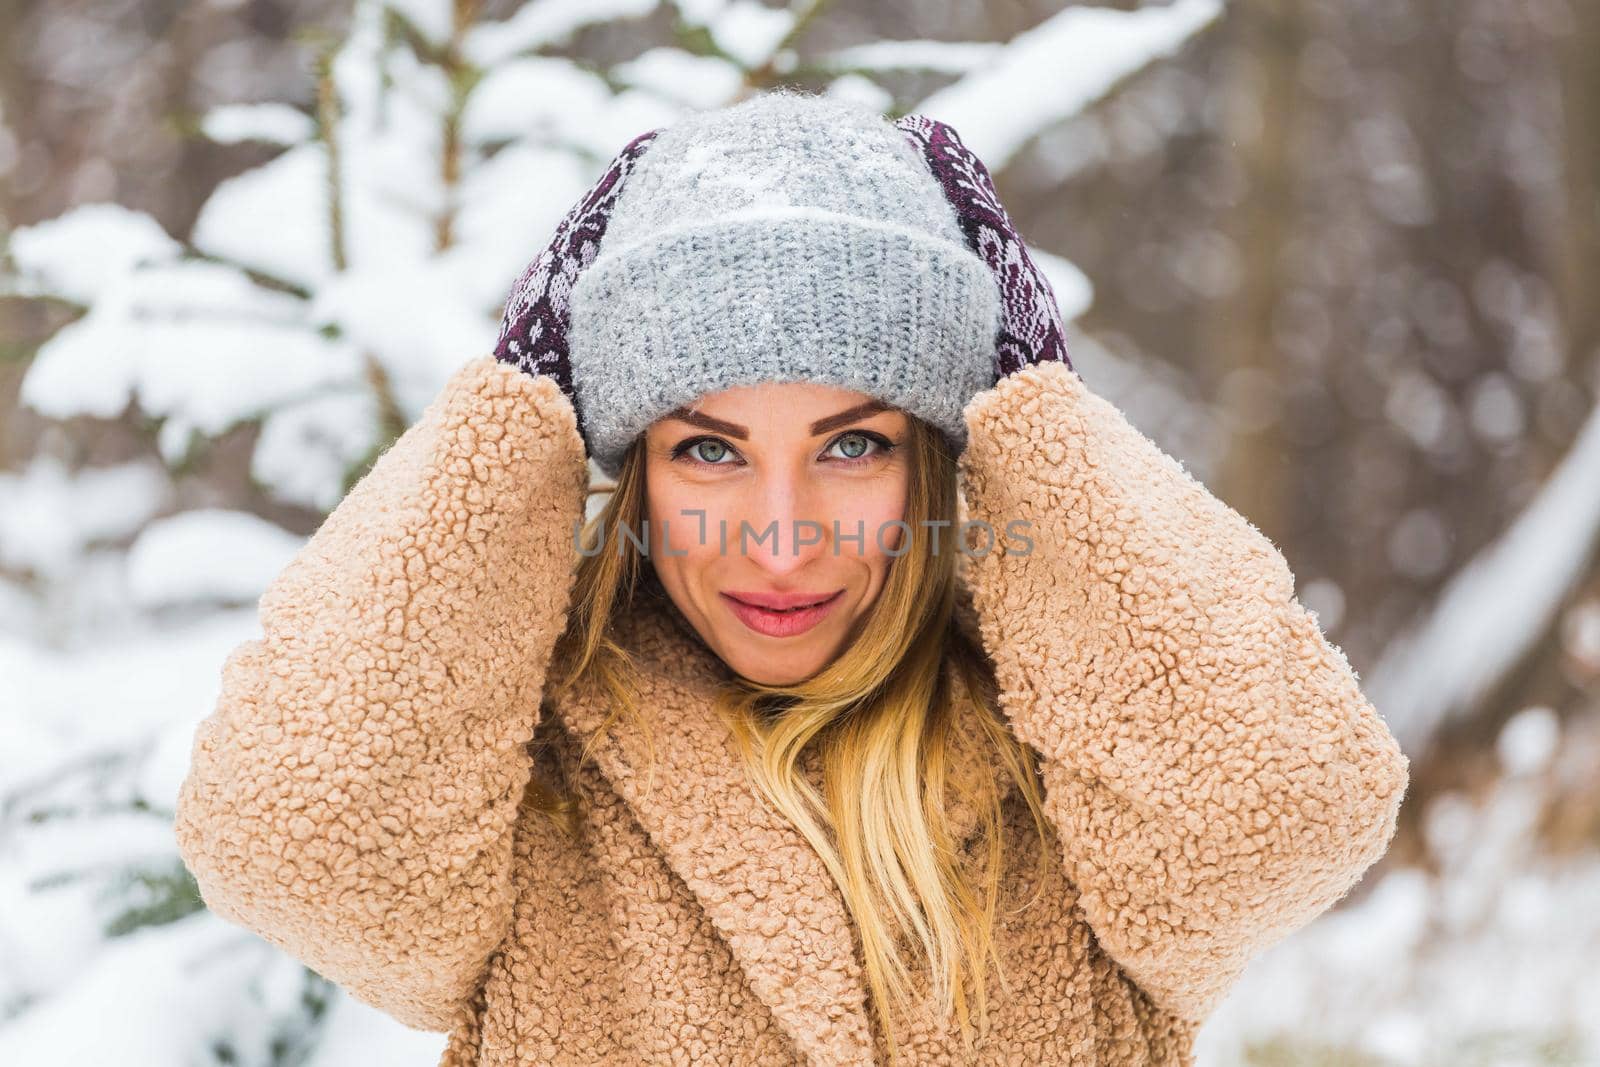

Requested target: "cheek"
[
  {"left": 644, "top": 479, "right": 727, "bottom": 572},
  {"left": 825, "top": 483, "right": 909, "bottom": 561}
]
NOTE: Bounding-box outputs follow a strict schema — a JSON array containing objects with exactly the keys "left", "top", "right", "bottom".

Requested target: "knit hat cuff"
[{"left": 568, "top": 207, "right": 1002, "bottom": 478}]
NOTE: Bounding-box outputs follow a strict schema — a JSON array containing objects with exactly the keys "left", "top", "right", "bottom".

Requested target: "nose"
[{"left": 739, "top": 471, "right": 830, "bottom": 578}]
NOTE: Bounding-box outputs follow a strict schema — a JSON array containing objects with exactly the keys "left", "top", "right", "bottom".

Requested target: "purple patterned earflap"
[
  {"left": 893, "top": 114, "right": 1071, "bottom": 380},
  {"left": 493, "top": 128, "right": 663, "bottom": 441}
]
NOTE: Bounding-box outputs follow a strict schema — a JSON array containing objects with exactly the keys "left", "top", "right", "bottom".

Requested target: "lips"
[
  {"left": 723, "top": 590, "right": 842, "bottom": 610},
  {"left": 720, "top": 589, "right": 844, "bottom": 638}
]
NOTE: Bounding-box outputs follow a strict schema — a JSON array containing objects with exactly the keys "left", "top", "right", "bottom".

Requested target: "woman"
[{"left": 174, "top": 89, "right": 1410, "bottom": 1066}]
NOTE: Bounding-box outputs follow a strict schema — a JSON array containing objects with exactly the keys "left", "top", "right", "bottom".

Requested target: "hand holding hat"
[
  {"left": 491, "top": 128, "right": 662, "bottom": 443},
  {"left": 893, "top": 113, "right": 1072, "bottom": 382}
]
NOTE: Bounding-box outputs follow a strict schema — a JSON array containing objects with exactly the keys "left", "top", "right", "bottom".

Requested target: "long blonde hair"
[{"left": 529, "top": 415, "right": 1054, "bottom": 1062}]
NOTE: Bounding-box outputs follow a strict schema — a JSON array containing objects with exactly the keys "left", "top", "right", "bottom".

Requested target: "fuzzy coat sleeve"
[
  {"left": 172, "top": 356, "right": 589, "bottom": 1032},
  {"left": 957, "top": 361, "right": 1411, "bottom": 1025}
]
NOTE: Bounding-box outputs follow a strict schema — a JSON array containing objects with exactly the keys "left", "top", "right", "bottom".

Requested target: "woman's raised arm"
[
  {"left": 957, "top": 360, "right": 1410, "bottom": 1024},
  {"left": 173, "top": 356, "right": 588, "bottom": 1032}
]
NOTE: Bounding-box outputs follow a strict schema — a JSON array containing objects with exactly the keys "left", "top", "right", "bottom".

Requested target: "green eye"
[
  {"left": 672, "top": 436, "right": 739, "bottom": 466},
  {"left": 828, "top": 431, "right": 893, "bottom": 463},
  {"left": 694, "top": 439, "right": 730, "bottom": 463}
]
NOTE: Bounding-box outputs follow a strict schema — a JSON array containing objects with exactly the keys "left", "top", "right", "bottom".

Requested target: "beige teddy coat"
[{"left": 173, "top": 355, "right": 1410, "bottom": 1065}]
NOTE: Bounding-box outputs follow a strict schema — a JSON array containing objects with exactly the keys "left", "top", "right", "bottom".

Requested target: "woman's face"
[{"left": 643, "top": 381, "right": 911, "bottom": 686}]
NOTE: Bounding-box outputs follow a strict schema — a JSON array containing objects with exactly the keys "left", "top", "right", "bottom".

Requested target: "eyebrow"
[{"left": 662, "top": 399, "right": 892, "bottom": 440}]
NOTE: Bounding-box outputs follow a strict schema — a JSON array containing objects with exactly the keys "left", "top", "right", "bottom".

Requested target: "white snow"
[
  {"left": 461, "top": 57, "right": 614, "bottom": 146},
  {"left": 251, "top": 389, "right": 381, "bottom": 512},
  {"left": 613, "top": 48, "right": 746, "bottom": 109},
  {"left": 190, "top": 143, "right": 338, "bottom": 288},
  {"left": 912, "top": 0, "right": 1226, "bottom": 171},
  {"left": 444, "top": 142, "right": 596, "bottom": 297},
  {"left": 822, "top": 73, "right": 894, "bottom": 113},
  {"left": 23, "top": 281, "right": 367, "bottom": 440},
  {"left": 464, "top": 0, "right": 659, "bottom": 68},
  {"left": 0, "top": 458, "right": 168, "bottom": 579},
  {"left": 125, "top": 510, "right": 304, "bottom": 609},
  {"left": 1495, "top": 705, "right": 1560, "bottom": 778},
  {"left": 815, "top": 39, "right": 1003, "bottom": 76},
  {"left": 7, "top": 203, "right": 179, "bottom": 305},
  {"left": 385, "top": 0, "right": 453, "bottom": 48},
  {"left": 704, "top": 0, "right": 794, "bottom": 69},
  {"left": 200, "top": 102, "right": 315, "bottom": 146},
  {"left": 310, "top": 263, "right": 494, "bottom": 417}
]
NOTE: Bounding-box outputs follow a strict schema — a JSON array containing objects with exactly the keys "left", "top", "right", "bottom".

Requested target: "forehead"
[
  {"left": 679, "top": 380, "right": 895, "bottom": 417},
  {"left": 694, "top": 375, "right": 883, "bottom": 409}
]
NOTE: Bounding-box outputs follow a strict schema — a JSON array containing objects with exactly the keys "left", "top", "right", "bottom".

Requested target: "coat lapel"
[{"left": 547, "top": 582, "right": 1008, "bottom": 1066}]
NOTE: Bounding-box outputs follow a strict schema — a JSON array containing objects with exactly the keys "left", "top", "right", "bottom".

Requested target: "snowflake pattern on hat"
[
  {"left": 493, "top": 128, "right": 663, "bottom": 440},
  {"left": 893, "top": 114, "right": 1071, "bottom": 379}
]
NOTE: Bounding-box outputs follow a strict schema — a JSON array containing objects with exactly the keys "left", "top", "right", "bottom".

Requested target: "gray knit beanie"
[{"left": 494, "top": 88, "right": 1072, "bottom": 478}]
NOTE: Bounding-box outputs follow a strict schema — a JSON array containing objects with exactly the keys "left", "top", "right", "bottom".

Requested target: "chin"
[
  {"left": 741, "top": 671, "right": 805, "bottom": 687},
  {"left": 717, "top": 639, "right": 830, "bottom": 687}
]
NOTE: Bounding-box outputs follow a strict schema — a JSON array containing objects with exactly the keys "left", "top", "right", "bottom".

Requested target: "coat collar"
[{"left": 547, "top": 578, "right": 1010, "bottom": 1066}]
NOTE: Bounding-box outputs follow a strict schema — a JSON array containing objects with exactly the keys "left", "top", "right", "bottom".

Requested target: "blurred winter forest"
[{"left": 2, "top": 0, "right": 1597, "bottom": 1063}]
